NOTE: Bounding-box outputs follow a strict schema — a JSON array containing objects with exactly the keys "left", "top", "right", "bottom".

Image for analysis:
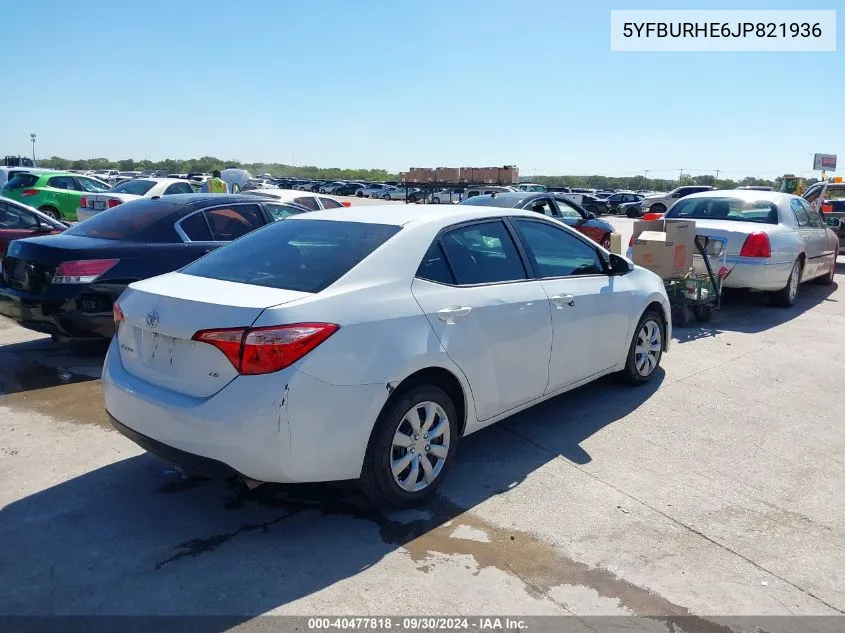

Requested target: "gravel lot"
[{"left": 1, "top": 210, "right": 843, "bottom": 625}]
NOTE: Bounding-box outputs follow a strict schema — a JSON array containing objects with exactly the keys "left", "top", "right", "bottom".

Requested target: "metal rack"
[{"left": 398, "top": 181, "right": 516, "bottom": 204}]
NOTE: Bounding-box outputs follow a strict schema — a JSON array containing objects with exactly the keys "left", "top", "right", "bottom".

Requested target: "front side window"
[
  {"left": 0, "top": 201, "right": 38, "bottom": 229},
  {"left": 264, "top": 202, "right": 306, "bottom": 221},
  {"left": 203, "top": 204, "right": 265, "bottom": 241},
  {"left": 440, "top": 221, "right": 526, "bottom": 285},
  {"left": 164, "top": 182, "right": 193, "bottom": 195},
  {"left": 553, "top": 198, "right": 583, "bottom": 219},
  {"left": 799, "top": 199, "right": 823, "bottom": 227},
  {"left": 77, "top": 177, "right": 111, "bottom": 193},
  {"left": 514, "top": 219, "right": 604, "bottom": 278}
]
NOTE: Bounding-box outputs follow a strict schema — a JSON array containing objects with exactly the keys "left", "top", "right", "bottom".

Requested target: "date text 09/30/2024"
[{"left": 307, "top": 617, "right": 528, "bottom": 631}]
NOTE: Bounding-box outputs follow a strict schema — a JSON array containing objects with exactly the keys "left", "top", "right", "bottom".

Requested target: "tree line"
[{"left": 32, "top": 156, "right": 807, "bottom": 191}]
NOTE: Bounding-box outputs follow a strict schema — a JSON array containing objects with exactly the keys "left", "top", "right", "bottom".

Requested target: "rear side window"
[
  {"left": 47, "top": 176, "right": 75, "bottom": 190},
  {"left": 65, "top": 199, "right": 181, "bottom": 242},
  {"left": 264, "top": 203, "right": 306, "bottom": 221},
  {"left": 294, "top": 196, "right": 320, "bottom": 210},
  {"left": 110, "top": 179, "right": 156, "bottom": 196},
  {"left": 203, "top": 205, "right": 265, "bottom": 241},
  {"left": 440, "top": 221, "right": 527, "bottom": 285},
  {"left": 183, "top": 219, "right": 401, "bottom": 293},
  {"left": 164, "top": 182, "right": 193, "bottom": 195},
  {"left": 178, "top": 212, "right": 213, "bottom": 241},
  {"left": 417, "top": 243, "right": 455, "bottom": 284},
  {"left": 4, "top": 174, "right": 39, "bottom": 190}
]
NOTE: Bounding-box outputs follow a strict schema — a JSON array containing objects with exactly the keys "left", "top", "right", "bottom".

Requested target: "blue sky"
[{"left": 1, "top": 0, "right": 841, "bottom": 178}]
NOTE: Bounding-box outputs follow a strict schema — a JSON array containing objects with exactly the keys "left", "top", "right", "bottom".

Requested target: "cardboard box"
[
  {"left": 409, "top": 167, "right": 434, "bottom": 183},
  {"left": 498, "top": 166, "right": 519, "bottom": 184},
  {"left": 460, "top": 167, "right": 476, "bottom": 182},
  {"left": 435, "top": 167, "right": 460, "bottom": 183},
  {"left": 631, "top": 219, "right": 696, "bottom": 279},
  {"left": 480, "top": 167, "right": 498, "bottom": 183}
]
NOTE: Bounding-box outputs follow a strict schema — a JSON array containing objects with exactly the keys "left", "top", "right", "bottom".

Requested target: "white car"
[
  {"left": 356, "top": 183, "right": 391, "bottom": 198},
  {"left": 379, "top": 186, "right": 422, "bottom": 200},
  {"left": 76, "top": 178, "right": 196, "bottom": 221},
  {"left": 641, "top": 185, "right": 715, "bottom": 214},
  {"left": 240, "top": 188, "right": 349, "bottom": 211},
  {"left": 104, "top": 204, "right": 670, "bottom": 506},
  {"left": 427, "top": 189, "right": 462, "bottom": 204},
  {"left": 658, "top": 190, "right": 838, "bottom": 305}
]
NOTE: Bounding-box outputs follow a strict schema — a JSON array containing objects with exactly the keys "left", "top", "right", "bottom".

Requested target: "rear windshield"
[
  {"left": 182, "top": 219, "right": 401, "bottom": 293},
  {"left": 65, "top": 199, "right": 180, "bottom": 242},
  {"left": 5, "top": 173, "right": 40, "bottom": 190},
  {"left": 666, "top": 197, "right": 779, "bottom": 224},
  {"left": 109, "top": 179, "right": 156, "bottom": 195}
]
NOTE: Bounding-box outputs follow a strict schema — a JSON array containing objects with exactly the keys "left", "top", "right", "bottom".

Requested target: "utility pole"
[
  {"left": 30, "top": 133, "right": 36, "bottom": 164},
  {"left": 714, "top": 169, "right": 720, "bottom": 181},
  {"left": 678, "top": 168, "right": 684, "bottom": 183}
]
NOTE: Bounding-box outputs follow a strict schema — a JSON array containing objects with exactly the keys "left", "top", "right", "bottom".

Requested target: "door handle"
[
  {"left": 436, "top": 306, "right": 472, "bottom": 323},
  {"left": 550, "top": 294, "right": 575, "bottom": 308}
]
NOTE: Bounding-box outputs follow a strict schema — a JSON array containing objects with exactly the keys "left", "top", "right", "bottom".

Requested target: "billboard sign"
[{"left": 813, "top": 153, "right": 837, "bottom": 171}]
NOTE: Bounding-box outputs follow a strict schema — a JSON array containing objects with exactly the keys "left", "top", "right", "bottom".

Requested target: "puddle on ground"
[
  {"left": 0, "top": 360, "right": 108, "bottom": 428},
  {"left": 156, "top": 481, "right": 734, "bottom": 629}
]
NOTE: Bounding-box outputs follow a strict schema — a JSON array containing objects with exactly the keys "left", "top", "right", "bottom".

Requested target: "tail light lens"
[
  {"left": 21, "top": 189, "right": 39, "bottom": 197},
  {"left": 341, "top": 201, "right": 352, "bottom": 207},
  {"left": 192, "top": 323, "right": 339, "bottom": 375},
  {"left": 113, "top": 301, "right": 125, "bottom": 325},
  {"left": 107, "top": 199, "right": 121, "bottom": 208},
  {"left": 52, "top": 258, "right": 120, "bottom": 284},
  {"left": 739, "top": 232, "right": 771, "bottom": 258},
  {"left": 80, "top": 197, "right": 87, "bottom": 208},
  {"left": 822, "top": 203, "right": 832, "bottom": 213}
]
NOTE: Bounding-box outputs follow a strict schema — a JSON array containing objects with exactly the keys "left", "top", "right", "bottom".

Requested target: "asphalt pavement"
[{"left": 1, "top": 211, "right": 843, "bottom": 627}]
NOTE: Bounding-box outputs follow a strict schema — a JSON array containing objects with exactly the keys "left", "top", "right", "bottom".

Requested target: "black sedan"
[
  {"left": 460, "top": 192, "right": 615, "bottom": 249},
  {"left": 578, "top": 194, "right": 609, "bottom": 216},
  {"left": 607, "top": 192, "right": 644, "bottom": 214},
  {"left": 332, "top": 182, "right": 367, "bottom": 196},
  {"left": 0, "top": 194, "right": 307, "bottom": 340}
]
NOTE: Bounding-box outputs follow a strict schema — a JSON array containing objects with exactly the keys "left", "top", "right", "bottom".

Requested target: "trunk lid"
[
  {"left": 80, "top": 193, "right": 140, "bottom": 213},
  {"left": 116, "top": 272, "right": 311, "bottom": 398},
  {"left": 683, "top": 219, "right": 784, "bottom": 257}
]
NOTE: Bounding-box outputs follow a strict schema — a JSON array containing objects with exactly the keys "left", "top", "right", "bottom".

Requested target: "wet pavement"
[{"left": 1, "top": 258, "right": 844, "bottom": 626}]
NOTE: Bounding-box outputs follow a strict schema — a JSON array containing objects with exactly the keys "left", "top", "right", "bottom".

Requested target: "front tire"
[
  {"left": 621, "top": 310, "right": 665, "bottom": 385},
  {"left": 432, "top": 197, "right": 441, "bottom": 204},
  {"left": 383, "top": 194, "right": 392, "bottom": 200},
  {"left": 626, "top": 207, "right": 642, "bottom": 218},
  {"left": 360, "top": 385, "right": 458, "bottom": 507},
  {"left": 771, "top": 259, "right": 802, "bottom": 307}
]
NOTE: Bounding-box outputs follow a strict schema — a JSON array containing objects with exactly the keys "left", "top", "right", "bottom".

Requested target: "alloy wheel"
[
  {"left": 634, "top": 319, "right": 662, "bottom": 377},
  {"left": 390, "top": 401, "right": 450, "bottom": 492},
  {"left": 788, "top": 261, "right": 800, "bottom": 302}
]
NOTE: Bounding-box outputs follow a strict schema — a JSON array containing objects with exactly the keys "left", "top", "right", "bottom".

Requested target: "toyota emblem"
[{"left": 145, "top": 311, "right": 160, "bottom": 329}]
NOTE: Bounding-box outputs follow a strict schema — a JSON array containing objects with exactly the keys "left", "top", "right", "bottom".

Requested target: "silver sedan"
[{"left": 663, "top": 190, "right": 838, "bottom": 306}]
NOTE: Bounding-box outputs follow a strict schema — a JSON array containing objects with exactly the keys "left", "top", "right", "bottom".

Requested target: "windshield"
[
  {"left": 109, "top": 179, "right": 156, "bottom": 196},
  {"left": 666, "top": 197, "right": 779, "bottom": 224},
  {"left": 461, "top": 195, "right": 525, "bottom": 208},
  {"left": 182, "top": 219, "right": 401, "bottom": 293}
]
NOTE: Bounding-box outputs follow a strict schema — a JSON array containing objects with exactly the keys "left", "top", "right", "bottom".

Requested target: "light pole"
[{"left": 30, "top": 133, "right": 36, "bottom": 164}]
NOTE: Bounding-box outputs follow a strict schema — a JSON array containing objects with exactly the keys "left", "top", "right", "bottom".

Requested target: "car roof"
[{"left": 286, "top": 203, "right": 549, "bottom": 227}]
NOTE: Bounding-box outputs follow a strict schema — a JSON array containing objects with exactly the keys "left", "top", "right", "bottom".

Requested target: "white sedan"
[
  {"left": 240, "top": 188, "right": 349, "bottom": 211},
  {"left": 661, "top": 190, "right": 838, "bottom": 306},
  {"left": 103, "top": 205, "right": 671, "bottom": 506},
  {"left": 77, "top": 178, "right": 196, "bottom": 221}
]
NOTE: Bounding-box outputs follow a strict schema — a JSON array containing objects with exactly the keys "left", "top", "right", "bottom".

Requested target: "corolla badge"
[{"left": 145, "top": 311, "right": 160, "bottom": 329}]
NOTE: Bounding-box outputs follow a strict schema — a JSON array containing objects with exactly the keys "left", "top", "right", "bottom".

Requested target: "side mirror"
[
  {"left": 36, "top": 220, "right": 53, "bottom": 232},
  {"left": 586, "top": 212, "right": 597, "bottom": 219},
  {"left": 608, "top": 253, "right": 633, "bottom": 275}
]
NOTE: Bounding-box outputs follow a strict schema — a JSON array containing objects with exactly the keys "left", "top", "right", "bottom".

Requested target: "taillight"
[
  {"left": 21, "top": 189, "right": 39, "bottom": 197},
  {"left": 192, "top": 323, "right": 339, "bottom": 375},
  {"left": 113, "top": 302, "right": 125, "bottom": 325},
  {"left": 341, "top": 201, "right": 352, "bottom": 207},
  {"left": 739, "top": 232, "right": 771, "bottom": 258},
  {"left": 107, "top": 199, "right": 121, "bottom": 208},
  {"left": 79, "top": 197, "right": 87, "bottom": 208},
  {"left": 52, "top": 258, "right": 120, "bottom": 284},
  {"left": 822, "top": 203, "right": 832, "bottom": 213}
]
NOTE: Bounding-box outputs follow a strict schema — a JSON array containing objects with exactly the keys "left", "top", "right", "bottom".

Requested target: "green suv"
[{"left": 0, "top": 171, "right": 111, "bottom": 221}]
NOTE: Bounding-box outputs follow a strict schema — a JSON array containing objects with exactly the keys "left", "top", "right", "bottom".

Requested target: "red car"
[{"left": 0, "top": 197, "right": 67, "bottom": 259}]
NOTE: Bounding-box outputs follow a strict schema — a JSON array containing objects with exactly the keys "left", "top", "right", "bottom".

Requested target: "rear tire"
[
  {"left": 693, "top": 304, "right": 714, "bottom": 323},
  {"left": 626, "top": 207, "right": 642, "bottom": 218},
  {"left": 360, "top": 385, "right": 458, "bottom": 507},
  {"left": 432, "top": 197, "right": 441, "bottom": 204},
  {"left": 40, "top": 206, "right": 60, "bottom": 220},
  {"left": 620, "top": 310, "right": 665, "bottom": 385},
  {"left": 771, "top": 259, "right": 802, "bottom": 307},
  {"left": 649, "top": 203, "right": 666, "bottom": 214}
]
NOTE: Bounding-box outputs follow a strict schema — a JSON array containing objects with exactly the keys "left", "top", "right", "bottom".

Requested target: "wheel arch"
[{"left": 383, "top": 366, "right": 471, "bottom": 437}]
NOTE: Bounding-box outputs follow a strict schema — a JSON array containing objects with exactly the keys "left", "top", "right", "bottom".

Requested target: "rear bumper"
[
  {"left": 0, "top": 285, "right": 117, "bottom": 338},
  {"left": 720, "top": 258, "right": 794, "bottom": 291},
  {"left": 102, "top": 337, "right": 388, "bottom": 483},
  {"left": 76, "top": 208, "right": 101, "bottom": 222}
]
